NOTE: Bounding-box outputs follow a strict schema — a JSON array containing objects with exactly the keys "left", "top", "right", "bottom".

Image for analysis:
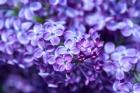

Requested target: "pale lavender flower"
[
  {"left": 103, "top": 43, "right": 139, "bottom": 80},
  {"left": 44, "top": 21, "right": 64, "bottom": 45},
  {"left": 64, "top": 30, "right": 84, "bottom": 42},
  {"left": 29, "top": 24, "right": 43, "bottom": 46},
  {"left": 56, "top": 39, "right": 80, "bottom": 55},
  {"left": 113, "top": 81, "right": 140, "bottom": 93},
  {"left": 53, "top": 54, "right": 72, "bottom": 71},
  {"left": 77, "top": 39, "right": 93, "bottom": 55}
]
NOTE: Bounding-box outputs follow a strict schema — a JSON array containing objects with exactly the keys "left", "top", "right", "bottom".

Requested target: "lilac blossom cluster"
[{"left": 1, "top": 0, "right": 140, "bottom": 93}]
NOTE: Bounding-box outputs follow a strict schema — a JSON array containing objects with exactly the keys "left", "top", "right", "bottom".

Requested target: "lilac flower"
[
  {"left": 103, "top": 42, "right": 139, "bottom": 80},
  {"left": 56, "top": 39, "right": 80, "bottom": 55},
  {"left": 44, "top": 21, "right": 64, "bottom": 45},
  {"left": 29, "top": 24, "right": 43, "bottom": 46},
  {"left": 53, "top": 54, "right": 72, "bottom": 71},
  {"left": 113, "top": 81, "right": 140, "bottom": 93},
  {"left": 64, "top": 30, "right": 84, "bottom": 42}
]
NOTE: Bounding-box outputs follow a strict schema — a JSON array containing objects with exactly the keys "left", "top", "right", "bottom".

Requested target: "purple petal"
[
  {"left": 113, "top": 81, "right": 132, "bottom": 92},
  {"left": 104, "top": 42, "right": 115, "bottom": 54},
  {"left": 133, "top": 83, "right": 140, "bottom": 93},
  {"left": 121, "top": 60, "right": 132, "bottom": 72},
  {"left": 55, "top": 29, "right": 63, "bottom": 36},
  {"left": 19, "top": 8, "right": 25, "bottom": 18},
  {"left": 44, "top": 33, "right": 52, "bottom": 41},
  {"left": 71, "top": 47, "right": 80, "bottom": 55},
  {"left": 34, "top": 48, "right": 43, "bottom": 58},
  {"left": 33, "top": 24, "right": 43, "bottom": 33},
  {"left": 48, "top": 55, "right": 56, "bottom": 65},
  {"left": 64, "top": 39, "right": 74, "bottom": 49},
  {"left": 5, "top": 45, "right": 13, "bottom": 55},
  {"left": 56, "top": 56, "right": 64, "bottom": 65},
  {"left": 23, "top": 53, "right": 33, "bottom": 62},
  {"left": 103, "top": 62, "right": 116, "bottom": 72},
  {"left": 17, "top": 32, "right": 30, "bottom": 45},
  {"left": 121, "top": 29, "right": 132, "bottom": 37},
  {"left": 24, "top": 8, "right": 34, "bottom": 20},
  {"left": 21, "top": 22, "right": 32, "bottom": 31},
  {"left": 13, "top": 19, "right": 21, "bottom": 31},
  {"left": 30, "top": 2, "right": 42, "bottom": 11},
  {"left": 111, "top": 52, "right": 122, "bottom": 61},
  {"left": 1, "top": 32, "right": 8, "bottom": 42},
  {"left": 65, "top": 55, "right": 72, "bottom": 62},
  {"left": 64, "top": 31, "right": 75, "bottom": 40},
  {"left": 50, "top": 37, "right": 60, "bottom": 45},
  {"left": 125, "top": 48, "right": 137, "bottom": 57},
  {"left": 5, "top": 18, "right": 13, "bottom": 29},
  {"left": 116, "top": 69, "right": 125, "bottom": 80},
  {"left": 65, "top": 62, "right": 72, "bottom": 71},
  {"left": 53, "top": 64, "right": 65, "bottom": 71},
  {"left": 56, "top": 46, "right": 67, "bottom": 55}
]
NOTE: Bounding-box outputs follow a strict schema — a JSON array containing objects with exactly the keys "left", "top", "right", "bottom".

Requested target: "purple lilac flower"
[
  {"left": 56, "top": 39, "right": 80, "bottom": 55},
  {"left": 64, "top": 30, "right": 84, "bottom": 42},
  {"left": 113, "top": 81, "right": 140, "bottom": 93},
  {"left": 103, "top": 42, "right": 139, "bottom": 80},
  {"left": 44, "top": 21, "right": 64, "bottom": 45},
  {"left": 53, "top": 54, "right": 72, "bottom": 71}
]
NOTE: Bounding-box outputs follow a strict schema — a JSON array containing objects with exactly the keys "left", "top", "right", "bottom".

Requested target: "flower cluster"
[{"left": 1, "top": 0, "right": 140, "bottom": 93}]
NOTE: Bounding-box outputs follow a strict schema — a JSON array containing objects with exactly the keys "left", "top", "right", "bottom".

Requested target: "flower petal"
[
  {"left": 30, "top": 2, "right": 42, "bottom": 11},
  {"left": 56, "top": 56, "right": 64, "bottom": 65},
  {"left": 24, "top": 8, "right": 34, "bottom": 20},
  {"left": 64, "top": 55, "right": 72, "bottom": 62},
  {"left": 104, "top": 42, "right": 115, "bottom": 54},
  {"left": 116, "top": 69, "right": 125, "bottom": 80},
  {"left": 21, "top": 22, "right": 32, "bottom": 31},
  {"left": 133, "top": 83, "right": 140, "bottom": 93},
  {"left": 50, "top": 37, "right": 60, "bottom": 45},
  {"left": 48, "top": 55, "right": 56, "bottom": 65},
  {"left": 17, "top": 32, "right": 30, "bottom": 45},
  {"left": 56, "top": 46, "right": 67, "bottom": 55},
  {"left": 34, "top": 48, "right": 43, "bottom": 58}
]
